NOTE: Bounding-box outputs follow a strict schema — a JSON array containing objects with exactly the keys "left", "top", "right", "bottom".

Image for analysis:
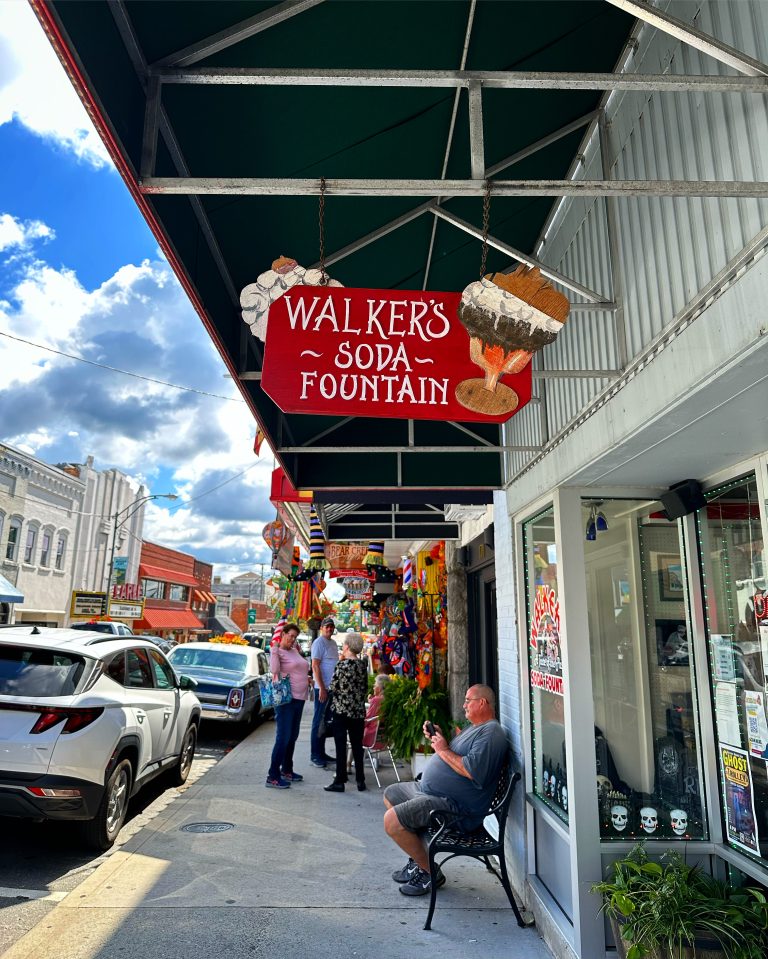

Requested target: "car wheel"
[
  {"left": 82, "top": 758, "right": 132, "bottom": 851},
  {"left": 167, "top": 724, "right": 197, "bottom": 786}
]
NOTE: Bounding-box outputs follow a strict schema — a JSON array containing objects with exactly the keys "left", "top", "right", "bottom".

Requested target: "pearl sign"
[{"left": 260, "top": 285, "right": 532, "bottom": 423}]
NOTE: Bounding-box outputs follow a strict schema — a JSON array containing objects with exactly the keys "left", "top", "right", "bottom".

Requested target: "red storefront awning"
[
  {"left": 139, "top": 564, "right": 198, "bottom": 588},
  {"left": 134, "top": 608, "right": 204, "bottom": 631},
  {"left": 193, "top": 589, "right": 216, "bottom": 605}
]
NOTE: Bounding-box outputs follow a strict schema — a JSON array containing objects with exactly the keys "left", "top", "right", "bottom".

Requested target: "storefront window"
[
  {"left": 142, "top": 578, "right": 164, "bottom": 600},
  {"left": 698, "top": 474, "right": 768, "bottom": 862},
  {"left": 585, "top": 499, "right": 707, "bottom": 841},
  {"left": 523, "top": 507, "right": 568, "bottom": 822},
  {"left": 169, "top": 584, "right": 189, "bottom": 602}
]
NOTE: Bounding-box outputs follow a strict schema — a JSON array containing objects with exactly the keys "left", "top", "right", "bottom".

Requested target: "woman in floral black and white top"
[{"left": 324, "top": 632, "right": 368, "bottom": 793}]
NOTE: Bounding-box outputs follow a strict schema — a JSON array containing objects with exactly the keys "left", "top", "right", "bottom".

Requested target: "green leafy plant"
[
  {"left": 379, "top": 677, "right": 452, "bottom": 760},
  {"left": 593, "top": 843, "right": 768, "bottom": 959}
]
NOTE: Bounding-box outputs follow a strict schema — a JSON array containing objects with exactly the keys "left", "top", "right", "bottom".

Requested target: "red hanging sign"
[{"left": 261, "top": 286, "right": 532, "bottom": 423}]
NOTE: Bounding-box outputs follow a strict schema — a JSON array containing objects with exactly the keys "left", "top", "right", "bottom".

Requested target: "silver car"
[{"left": 167, "top": 643, "right": 272, "bottom": 724}]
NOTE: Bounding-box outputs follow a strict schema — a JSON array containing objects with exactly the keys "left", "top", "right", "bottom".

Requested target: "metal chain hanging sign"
[{"left": 241, "top": 178, "right": 571, "bottom": 424}]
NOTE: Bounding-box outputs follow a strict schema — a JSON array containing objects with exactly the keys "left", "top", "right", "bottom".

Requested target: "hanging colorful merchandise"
[
  {"left": 364, "top": 541, "right": 385, "bottom": 567},
  {"left": 306, "top": 505, "right": 330, "bottom": 570},
  {"left": 262, "top": 517, "right": 289, "bottom": 564}
]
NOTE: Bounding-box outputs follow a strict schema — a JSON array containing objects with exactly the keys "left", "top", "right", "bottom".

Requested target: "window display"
[
  {"left": 698, "top": 473, "right": 768, "bottom": 862},
  {"left": 584, "top": 499, "right": 707, "bottom": 840},
  {"left": 523, "top": 507, "right": 568, "bottom": 822}
]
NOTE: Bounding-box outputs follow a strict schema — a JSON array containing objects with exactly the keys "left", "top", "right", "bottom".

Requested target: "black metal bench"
[{"left": 423, "top": 761, "right": 528, "bottom": 931}]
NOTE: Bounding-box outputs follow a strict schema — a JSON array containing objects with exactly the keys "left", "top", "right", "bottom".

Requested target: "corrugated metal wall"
[{"left": 505, "top": 0, "right": 768, "bottom": 480}]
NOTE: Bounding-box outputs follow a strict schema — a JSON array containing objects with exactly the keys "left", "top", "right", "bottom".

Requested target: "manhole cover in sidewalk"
[{"left": 180, "top": 822, "right": 235, "bottom": 833}]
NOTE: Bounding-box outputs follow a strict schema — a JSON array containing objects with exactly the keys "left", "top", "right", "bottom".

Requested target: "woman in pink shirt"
[{"left": 266, "top": 623, "right": 311, "bottom": 789}]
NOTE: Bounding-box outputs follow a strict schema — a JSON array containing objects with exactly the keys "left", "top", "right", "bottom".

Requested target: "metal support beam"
[
  {"left": 141, "top": 177, "right": 768, "bottom": 198},
  {"left": 599, "top": 111, "right": 629, "bottom": 369},
  {"left": 605, "top": 0, "right": 768, "bottom": 78},
  {"left": 467, "top": 80, "right": 485, "bottom": 180},
  {"left": 140, "top": 75, "right": 161, "bottom": 179},
  {"left": 431, "top": 206, "right": 608, "bottom": 302},
  {"left": 153, "top": 0, "right": 326, "bottom": 67},
  {"left": 152, "top": 66, "right": 768, "bottom": 91},
  {"left": 279, "top": 445, "right": 542, "bottom": 454},
  {"left": 318, "top": 111, "right": 597, "bottom": 276},
  {"left": 424, "top": 0, "right": 478, "bottom": 290},
  {"left": 447, "top": 422, "right": 497, "bottom": 447}
]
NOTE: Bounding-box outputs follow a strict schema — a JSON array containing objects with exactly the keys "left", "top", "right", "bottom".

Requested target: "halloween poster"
[{"left": 720, "top": 744, "right": 760, "bottom": 854}]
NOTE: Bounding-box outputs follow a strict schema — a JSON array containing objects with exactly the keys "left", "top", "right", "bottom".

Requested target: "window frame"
[{"left": 5, "top": 516, "right": 22, "bottom": 562}]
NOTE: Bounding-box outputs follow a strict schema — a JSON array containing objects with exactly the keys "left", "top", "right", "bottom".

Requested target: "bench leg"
[
  {"left": 497, "top": 851, "right": 527, "bottom": 928},
  {"left": 423, "top": 852, "right": 439, "bottom": 931}
]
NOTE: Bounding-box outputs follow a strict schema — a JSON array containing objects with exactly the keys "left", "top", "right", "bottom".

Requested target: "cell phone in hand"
[{"left": 425, "top": 721, "right": 436, "bottom": 737}]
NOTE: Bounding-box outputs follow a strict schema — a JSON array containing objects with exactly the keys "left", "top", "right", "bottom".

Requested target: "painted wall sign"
[
  {"left": 529, "top": 584, "right": 563, "bottom": 697},
  {"left": 260, "top": 286, "right": 532, "bottom": 423},
  {"left": 326, "top": 543, "right": 369, "bottom": 568}
]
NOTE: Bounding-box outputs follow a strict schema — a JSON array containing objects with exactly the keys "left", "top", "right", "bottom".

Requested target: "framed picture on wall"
[
  {"left": 657, "top": 553, "right": 685, "bottom": 602},
  {"left": 656, "top": 619, "right": 689, "bottom": 666}
]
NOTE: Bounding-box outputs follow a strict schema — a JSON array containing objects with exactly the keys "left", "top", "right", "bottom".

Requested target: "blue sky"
[{"left": 0, "top": 1, "right": 276, "bottom": 579}]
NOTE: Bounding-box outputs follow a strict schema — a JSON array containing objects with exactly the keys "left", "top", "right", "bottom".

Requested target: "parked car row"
[{"left": 0, "top": 625, "right": 273, "bottom": 852}]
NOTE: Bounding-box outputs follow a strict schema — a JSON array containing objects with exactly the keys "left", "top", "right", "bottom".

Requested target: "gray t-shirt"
[
  {"left": 420, "top": 720, "right": 510, "bottom": 830},
  {"left": 311, "top": 635, "right": 339, "bottom": 689}
]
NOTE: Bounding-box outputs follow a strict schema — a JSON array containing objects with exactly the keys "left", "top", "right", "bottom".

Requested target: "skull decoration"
[
  {"left": 542, "top": 770, "right": 550, "bottom": 795},
  {"left": 596, "top": 775, "right": 612, "bottom": 797},
  {"left": 561, "top": 785, "right": 568, "bottom": 814},
  {"left": 670, "top": 809, "right": 688, "bottom": 836},
  {"left": 549, "top": 773, "right": 557, "bottom": 800},
  {"left": 640, "top": 806, "right": 659, "bottom": 834},
  {"left": 610, "top": 804, "right": 628, "bottom": 832}
]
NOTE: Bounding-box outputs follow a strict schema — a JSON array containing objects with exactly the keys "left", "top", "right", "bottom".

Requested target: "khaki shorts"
[{"left": 384, "top": 781, "right": 459, "bottom": 831}]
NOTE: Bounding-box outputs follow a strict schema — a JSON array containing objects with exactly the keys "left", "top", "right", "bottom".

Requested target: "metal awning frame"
[{"left": 43, "top": 0, "right": 768, "bottom": 494}]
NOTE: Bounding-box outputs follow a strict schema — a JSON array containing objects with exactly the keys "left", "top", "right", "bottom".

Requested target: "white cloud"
[
  {"left": 0, "top": 1, "right": 111, "bottom": 168},
  {"left": 0, "top": 212, "right": 54, "bottom": 252},
  {"left": 0, "top": 247, "right": 279, "bottom": 578}
]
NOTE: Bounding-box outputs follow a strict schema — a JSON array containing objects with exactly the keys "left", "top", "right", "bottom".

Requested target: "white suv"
[{"left": 0, "top": 627, "right": 201, "bottom": 850}]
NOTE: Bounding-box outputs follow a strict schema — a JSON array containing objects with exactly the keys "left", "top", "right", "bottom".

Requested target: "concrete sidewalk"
[{"left": 3, "top": 713, "right": 553, "bottom": 959}]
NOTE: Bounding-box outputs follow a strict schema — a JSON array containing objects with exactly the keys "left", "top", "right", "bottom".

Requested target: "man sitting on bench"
[{"left": 383, "top": 684, "right": 510, "bottom": 897}]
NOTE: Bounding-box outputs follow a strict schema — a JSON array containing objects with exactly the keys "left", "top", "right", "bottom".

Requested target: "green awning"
[{"left": 39, "top": 0, "right": 634, "bottom": 496}]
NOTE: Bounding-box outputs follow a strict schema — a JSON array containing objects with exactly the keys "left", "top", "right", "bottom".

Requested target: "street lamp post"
[{"left": 107, "top": 492, "right": 178, "bottom": 605}]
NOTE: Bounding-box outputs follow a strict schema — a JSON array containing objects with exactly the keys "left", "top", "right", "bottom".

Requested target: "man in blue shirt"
[
  {"left": 383, "top": 684, "right": 510, "bottom": 896},
  {"left": 310, "top": 616, "right": 340, "bottom": 767}
]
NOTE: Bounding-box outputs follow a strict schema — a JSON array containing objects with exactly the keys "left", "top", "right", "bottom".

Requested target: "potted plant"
[
  {"left": 593, "top": 842, "right": 768, "bottom": 959},
  {"left": 379, "top": 676, "right": 452, "bottom": 777}
]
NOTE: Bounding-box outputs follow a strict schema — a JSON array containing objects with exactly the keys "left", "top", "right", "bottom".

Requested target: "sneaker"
[
  {"left": 265, "top": 777, "right": 291, "bottom": 789},
  {"left": 392, "top": 858, "right": 418, "bottom": 883},
  {"left": 310, "top": 759, "right": 327, "bottom": 768},
  {"left": 398, "top": 867, "right": 446, "bottom": 897},
  {"left": 282, "top": 772, "right": 303, "bottom": 782}
]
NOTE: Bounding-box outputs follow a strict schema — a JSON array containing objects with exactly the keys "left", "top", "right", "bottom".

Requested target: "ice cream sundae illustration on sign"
[
  {"left": 241, "top": 257, "right": 569, "bottom": 424},
  {"left": 456, "top": 266, "right": 570, "bottom": 416},
  {"left": 240, "top": 255, "right": 343, "bottom": 342}
]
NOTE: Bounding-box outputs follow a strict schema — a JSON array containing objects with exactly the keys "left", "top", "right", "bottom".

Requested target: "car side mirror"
[{"left": 178, "top": 674, "right": 198, "bottom": 690}]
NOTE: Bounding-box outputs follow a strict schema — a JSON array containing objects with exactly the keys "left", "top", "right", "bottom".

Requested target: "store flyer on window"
[
  {"left": 745, "top": 690, "right": 768, "bottom": 759},
  {"left": 719, "top": 744, "right": 760, "bottom": 854}
]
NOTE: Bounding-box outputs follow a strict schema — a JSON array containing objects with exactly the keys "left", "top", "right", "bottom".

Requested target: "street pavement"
[{"left": 1, "top": 713, "right": 553, "bottom": 959}]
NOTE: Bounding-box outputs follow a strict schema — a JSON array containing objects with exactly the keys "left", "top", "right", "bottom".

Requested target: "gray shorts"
[{"left": 384, "top": 781, "right": 459, "bottom": 832}]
